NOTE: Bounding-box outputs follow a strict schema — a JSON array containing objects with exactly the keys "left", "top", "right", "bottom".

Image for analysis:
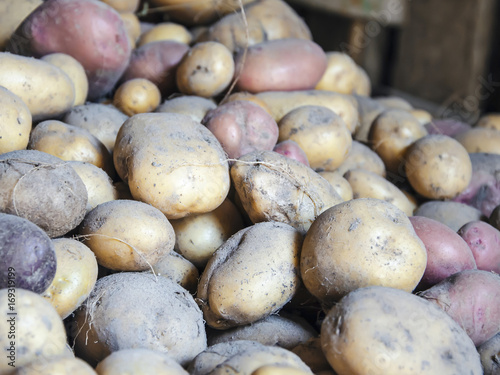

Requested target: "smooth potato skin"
[
  {"left": 454, "top": 127, "right": 500, "bottom": 155},
  {"left": 273, "top": 140, "right": 310, "bottom": 166},
  {"left": 0, "top": 86, "right": 31, "bottom": 153},
  {"left": 478, "top": 332, "right": 500, "bottom": 375},
  {"left": 235, "top": 39, "right": 327, "bottom": 93},
  {"left": 13, "top": 356, "right": 97, "bottom": 375},
  {"left": 414, "top": 201, "right": 485, "bottom": 232},
  {"left": 409, "top": 216, "right": 476, "bottom": 290},
  {"left": 420, "top": 269, "right": 500, "bottom": 346},
  {"left": 336, "top": 140, "right": 386, "bottom": 177},
  {"left": 457, "top": 221, "right": 500, "bottom": 273}
]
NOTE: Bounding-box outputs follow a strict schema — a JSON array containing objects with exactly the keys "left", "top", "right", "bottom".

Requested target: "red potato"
[
  {"left": 234, "top": 38, "right": 327, "bottom": 93},
  {"left": 120, "top": 40, "right": 189, "bottom": 97},
  {"left": 202, "top": 100, "right": 279, "bottom": 161},
  {"left": 458, "top": 221, "right": 500, "bottom": 273},
  {"left": 273, "top": 140, "right": 310, "bottom": 167},
  {"left": 409, "top": 216, "right": 476, "bottom": 290},
  {"left": 420, "top": 269, "right": 500, "bottom": 346},
  {"left": 7, "top": 0, "right": 132, "bottom": 100}
]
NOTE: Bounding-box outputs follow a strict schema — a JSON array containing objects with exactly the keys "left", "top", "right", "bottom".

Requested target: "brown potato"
[
  {"left": 176, "top": 41, "right": 234, "bottom": 98},
  {"left": 113, "top": 78, "right": 161, "bottom": 116}
]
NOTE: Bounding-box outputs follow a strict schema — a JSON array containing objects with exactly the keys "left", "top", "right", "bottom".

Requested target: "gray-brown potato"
[
  {"left": 478, "top": 331, "right": 500, "bottom": 375},
  {"left": 231, "top": 150, "right": 343, "bottom": 234},
  {"left": 335, "top": 140, "right": 386, "bottom": 177},
  {"left": 150, "top": 251, "right": 199, "bottom": 294},
  {"left": 414, "top": 201, "right": 486, "bottom": 232},
  {"left": 301, "top": 198, "right": 427, "bottom": 305},
  {"left": 73, "top": 272, "right": 207, "bottom": 367},
  {"left": 321, "top": 286, "right": 482, "bottom": 375},
  {"left": 156, "top": 95, "right": 216, "bottom": 123},
  {"left": 197, "top": 222, "right": 302, "bottom": 330},
  {"left": 352, "top": 95, "right": 385, "bottom": 143},
  {"left": 207, "top": 314, "right": 317, "bottom": 349},
  {"left": 291, "top": 338, "right": 331, "bottom": 374},
  {"left": 0, "top": 150, "right": 87, "bottom": 237},
  {"left": 63, "top": 103, "right": 129, "bottom": 154}
]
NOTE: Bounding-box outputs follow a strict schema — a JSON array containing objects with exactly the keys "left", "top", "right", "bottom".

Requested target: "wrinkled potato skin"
[
  {"left": 231, "top": 150, "right": 343, "bottom": 234},
  {"left": 301, "top": 198, "right": 427, "bottom": 305},
  {"left": 321, "top": 286, "right": 482, "bottom": 375},
  {"left": 197, "top": 222, "right": 302, "bottom": 329},
  {"left": 0, "top": 86, "right": 31, "bottom": 153}
]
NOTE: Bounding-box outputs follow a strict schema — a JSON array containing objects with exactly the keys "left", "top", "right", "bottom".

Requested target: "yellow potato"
[
  {"left": 41, "top": 53, "right": 89, "bottom": 106},
  {"left": 156, "top": 95, "right": 216, "bottom": 123},
  {"left": 453, "top": 127, "right": 500, "bottom": 155},
  {"left": 138, "top": 22, "right": 192, "bottom": 46},
  {"left": 151, "top": 251, "right": 199, "bottom": 294},
  {"left": 120, "top": 12, "right": 141, "bottom": 46},
  {"left": 0, "top": 86, "right": 31, "bottom": 153},
  {"left": 335, "top": 140, "right": 386, "bottom": 177},
  {"left": 318, "top": 171, "right": 353, "bottom": 201},
  {"left": 0, "top": 0, "right": 42, "bottom": 49},
  {"left": 113, "top": 78, "right": 161, "bottom": 116},
  {"left": 100, "top": 0, "right": 139, "bottom": 13},
  {"left": 315, "top": 52, "right": 360, "bottom": 94},
  {"left": 476, "top": 113, "right": 500, "bottom": 131}
]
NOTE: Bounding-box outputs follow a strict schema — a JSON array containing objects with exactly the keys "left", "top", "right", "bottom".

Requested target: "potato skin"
[
  {"left": 273, "top": 140, "right": 310, "bottom": 167},
  {"left": 0, "top": 52, "right": 75, "bottom": 121},
  {"left": 0, "top": 0, "right": 42, "bottom": 49},
  {"left": 197, "top": 222, "right": 302, "bottom": 329},
  {"left": 156, "top": 95, "right": 216, "bottom": 123},
  {"left": 420, "top": 269, "right": 500, "bottom": 346},
  {"left": 235, "top": 39, "right": 327, "bottom": 93},
  {"left": 0, "top": 86, "right": 31, "bottom": 154},
  {"left": 336, "top": 140, "right": 386, "bottom": 177},
  {"left": 113, "top": 78, "right": 161, "bottom": 116},
  {"left": 457, "top": 221, "right": 500, "bottom": 273},
  {"left": 478, "top": 332, "right": 500, "bottom": 375},
  {"left": 321, "top": 286, "right": 482, "bottom": 375},
  {"left": 300, "top": 198, "right": 427, "bottom": 305},
  {"left": 454, "top": 127, "right": 500, "bottom": 154},
  {"left": 13, "top": 356, "right": 97, "bottom": 375},
  {"left": 414, "top": 200, "right": 485, "bottom": 232}
]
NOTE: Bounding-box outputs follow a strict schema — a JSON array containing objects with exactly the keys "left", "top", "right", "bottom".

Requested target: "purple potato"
[
  {"left": 424, "top": 119, "right": 471, "bottom": 137},
  {"left": 0, "top": 213, "right": 56, "bottom": 293}
]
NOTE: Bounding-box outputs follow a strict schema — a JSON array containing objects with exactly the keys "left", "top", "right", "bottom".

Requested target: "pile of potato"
[{"left": 1, "top": 0, "right": 500, "bottom": 374}]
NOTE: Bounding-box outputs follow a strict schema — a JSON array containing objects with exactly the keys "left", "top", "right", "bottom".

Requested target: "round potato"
[
  {"left": 41, "top": 53, "right": 89, "bottom": 106},
  {"left": 454, "top": 127, "right": 500, "bottom": 155},
  {"left": 224, "top": 92, "right": 273, "bottom": 114},
  {"left": 317, "top": 171, "right": 353, "bottom": 201},
  {"left": 315, "top": 52, "right": 360, "bottom": 94},
  {"left": 0, "top": 86, "right": 31, "bottom": 154},
  {"left": 273, "top": 140, "right": 310, "bottom": 167},
  {"left": 0, "top": 0, "right": 42, "bottom": 50},
  {"left": 414, "top": 200, "right": 485, "bottom": 232},
  {"left": 335, "top": 140, "right": 386, "bottom": 177},
  {"left": 79, "top": 200, "right": 175, "bottom": 271},
  {"left": 405, "top": 134, "right": 472, "bottom": 199},
  {"left": 278, "top": 105, "right": 352, "bottom": 171},
  {"left": 344, "top": 169, "right": 415, "bottom": 216},
  {"left": 369, "top": 109, "right": 428, "bottom": 173},
  {"left": 113, "top": 78, "right": 161, "bottom": 116},
  {"left": 301, "top": 198, "right": 427, "bottom": 305},
  {"left": 13, "top": 356, "right": 96, "bottom": 375},
  {"left": 409, "top": 109, "right": 433, "bottom": 125},
  {"left": 321, "top": 286, "right": 482, "bottom": 375},
  {"left": 42, "top": 238, "right": 98, "bottom": 319},
  {"left": 171, "top": 198, "right": 245, "bottom": 268},
  {"left": 120, "top": 12, "right": 141, "bottom": 45},
  {"left": 113, "top": 113, "right": 230, "bottom": 219},
  {"left": 150, "top": 251, "right": 199, "bottom": 294},
  {"left": 0, "top": 289, "right": 67, "bottom": 374},
  {"left": 197, "top": 222, "right": 302, "bottom": 329},
  {"left": 476, "top": 113, "right": 500, "bottom": 131},
  {"left": 138, "top": 22, "right": 192, "bottom": 46},
  {"left": 156, "top": 95, "right": 216, "bottom": 123}
]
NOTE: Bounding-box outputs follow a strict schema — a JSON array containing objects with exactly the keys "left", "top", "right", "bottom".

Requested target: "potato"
[
  {"left": 457, "top": 221, "right": 500, "bottom": 273},
  {"left": 80, "top": 200, "right": 175, "bottom": 271},
  {"left": 113, "top": 113, "right": 230, "bottom": 219},
  {"left": 13, "top": 356, "right": 96, "bottom": 375},
  {"left": 202, "top": 100, "right": 279, "bottom": 161},
  {"left": 321, "top": 286, "right": 482, "bottom": 375},
  {"left": 335, "top": 140, "right": 386, "bottom": 177},
  {"left": 424, "top": 118, "right": 471, "bottom": 136},
  {"left": 197, "top": 222, "right": 302, "bottom": 329},
  {"left": 8, "top": 0, "right": 132, "bottom": 99},
  {"left": 156, "top": 95, "right": 216, "bottom": 123},
  {"left": 0, "top": 0, "right": 42, "bottom": 50},
  {"left": 63, "top": 103, "right": 128, "bottom": 154},
  {"left": 224, "top": 92, "right": 273, "bottom": 114},
  {"left": 121, "top": 40, "right": 189, "bottom": 97},
  {"left": 300, "top": 198, "right": 427, "bottom": 305},
  {"left": 405, "top": 135, "right": 472, "bottom": 199},
  {"left": 420, "top": 269, "right": 500, "bottom": 346},
  {"left": 138, "top": 22, "right": 192, "bottom": 46},
  {"left": 290, "top": 338, "right": 331, "bottom": 373},
  {"left": 278, "top": 105, "right": 352, "bottom": 171},
  {"left": 476, "top": 113, "right": 500, "bottom": 131},
  {"left": 234, "top": 39, "right": 327, "bottom": 93},
  {"left": 150, "top": 251, "right": 199, "bottom": 294},
  {"left": 351, "top": 95, "right": 386, "bottom": 143},
  {"left": 28, "top": 120, "right": 114, "bottom": 177},
  {"left": 0, "top": 150, "right": 88, "bottom": 237},
  {"left": 100, "top": 0, "right": 139, "bottom": 13},
  {"left": 0, "top": 52, "right": 75, "bottom": 121},
  {"left": 409, "top": 216, "right": 476, "bottom": 290},
  {"left": 273, "top": 140, "right": 310, "bottom": 167},
  {"left": 343, "top": 169, "right": 414, "bottom": 216},
  {"left": 202, "top": 0, "right": 311, "bottom": 53},
  {"left": 42, "top": 238, "right": 98, "bottom": 319},
  {"left": 317, "top": 171, "right": 353, "bottom": 201},
  {"left": 73, "top": 272, "right": 206, "bottom": 366},
  {"left": 414, "top": 200, "right": 486, "bottom": 232},
  {"left": 315, "top": 52, "right": 367, "bottom": 95},
  {"left": 374, "top": 96, "right": 413, "bottom": 111},
  {"left": 369, "top": 109, "right": 428, "bottom": 173},
  {"left": 171, "top": 198, "right": 245, "bottom": 269},
  {"left": 95, "top": 348, "right": 188, "bottom": 375},
  {"left": 409, "top": 109, "right": 433, "bottom": 125},
  {"left": 256, "top": 90, "right": 359, "bottom": 133},
  {"left": 68, "top": 161, "right": 118, "bottom": 213},
  {"left": 0, "top": 288, "right": 67, "bottom": 374},
  {"left": 231, "top": 150, "right": 343, "bottom": 234},
  {"left": 176, "top": 41, "right": 235, "bottom": 98},
  {"left": 0, "top": 213, "right": 56, "bottom": 293},
  {"left": 0, "top": 86, "right": 31, "bottom": 153},
  {"left": 477, "top": 331, "right": 500, "bottom": 375},
  {"left": 41, "top": 53, "right": 89, "bottom": 106},
  {"left": 207, "top": 314, "right": 317, "bottom": 349},
  {"left": 454, "top": 127, "right": 500, "bottom": 154},
  {"left": 251, "top": 365, "right": 312, "bottom": 375},
  {"left": 113, "top": 78, "right": 161, "bottom": 116},
  {"left": 352, "top": 66, "right": 371, "bottom": 96},
  {"left": 120, "top": 12, "right": 141, "bottom": 47}
]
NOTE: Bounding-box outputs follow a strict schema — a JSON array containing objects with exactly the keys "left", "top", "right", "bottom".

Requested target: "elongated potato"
[
  {"left": 138, "top": 22, "right": 192, "bottom": 46},
  {"left": 0, "top": 86, "right": 31, "bottom": 154},
  {"left": 0, "top": 52, "right": 75, "bottom": 121},
  {"left": 0, "top": 0, "right": 42, "bottom": 49},
  {"left": 454, "top": 127, "right": 500, "bottom": 155}
]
